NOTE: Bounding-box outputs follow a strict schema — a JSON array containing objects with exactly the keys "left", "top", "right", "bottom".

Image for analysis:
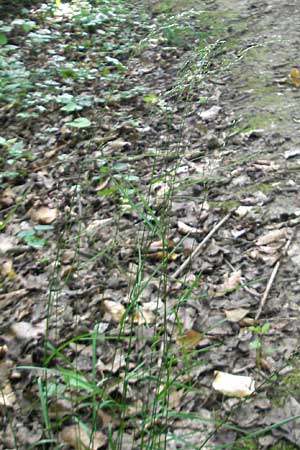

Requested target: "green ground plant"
[{"left": 1, "top": 0, "right": 300, "bottom": 449}]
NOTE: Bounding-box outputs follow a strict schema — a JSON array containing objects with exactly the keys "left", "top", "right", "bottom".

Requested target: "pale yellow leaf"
[
  {"left": 31, "top": 206, "right": 58, "bottom": 224},
  {"left": 0, "top": 259, "right": 16, "bottom": 280},
  {"left": 212, "top": 371, "right": 255, "bottom": 398},
  {"left": 103, "top": 300, "right": 125, "bottom": 322},
  {"left": 177, "top": 221, "right": 201, "bottom": 235},
  {"left": 225, "top": 308, "right": 249, "bottom": 323},
  {"left": 256, "top": 229, "right": 286, "bottom": 246},
  {"left": 0, "top": 382, "right": 16, "bottom": 407}
]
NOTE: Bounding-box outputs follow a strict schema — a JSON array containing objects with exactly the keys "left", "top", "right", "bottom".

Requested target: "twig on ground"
[
  {"left": 255, "top": 230, "right": 295, "bottom": 320},
  {"left": 173, "top": 211, "right": 232, "bottom": 279}
]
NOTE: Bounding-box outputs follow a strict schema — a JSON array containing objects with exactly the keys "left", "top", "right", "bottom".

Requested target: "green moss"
[
  {"left": 239, "top": 182, "right": 274, "bottom": 195},
  {"left": 271, "top": 440, "right": 298, "bottom": 450},
  {"left": 208, "top": 199, "right": 240, "bottom": 211},
  {"left": 229, "top": 437, "right": 297, "bottom": 450},
  {"left": 245, "top": 111, "right": 277, "bottom": 129},
  {"left": 230, "top": 437, "right": 258, "bottom": 449}
]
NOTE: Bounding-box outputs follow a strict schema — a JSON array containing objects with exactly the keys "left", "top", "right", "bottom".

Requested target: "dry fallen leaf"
[
  {"left": 147, "top": 251, "right": 178, "bottom": 262},
  {"left": 288, "top": 67, "right": 300, "bottom": 87},
  {"left": 177, "top": 329, "right": 204, "bottom": 349},
  {"left": 58, "top": 424, "right": 107, "bottom": 450},
  {"left": 106, "top": 139, "right": 130, "bottom": 150},
  {"left": 0, "top": 382, "right": 17, "bottom": 407},
  {"left": 212, "top": 371, "right": 255, "bottom": 398},
  {"left": 30, "top": 206, "right": 58, "bottom": 224},
  {"left": 0, "top": 187, "right": 15, "bottom": 207},
  {"left": 148, "top": 239, "right": 175, "bottom": 252},
  {"left": 256, "top": 229, "right": 286, "bottom": 246},
  {"left": 9, "top": 320, "right": 46, "bottom": 339},
  {"left": 177, "top": 221, "right": 201, "bottom": 235},
  {"left": 225, "top": 308, "right": 250, "bottom": 323},
  {"left": 215, "top": 270, "right": 241, "bottom": 296},
  {"left": 132, "top": 308, "right": 155, "bottom": 325},
  {"left": 103, "top": 300, "right": 125, "bottom": 322},
  {"left": 182, "top": 238, "right": 197, "bottom": 257},
  {"left": 0, "top": 259, "right": 16, "bottom": 280},
  {"left": 235, "top": 206, "right": 253, "bottom": 218},
  {"left": 0, "top": 234, "right": 17, "bottom": 254}
]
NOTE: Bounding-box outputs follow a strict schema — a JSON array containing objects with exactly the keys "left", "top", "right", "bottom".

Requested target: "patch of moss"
[
  {"left": 271, "top": 440, "right": 298, "bottom": 450},
  {"left": 239, "top": 182, "right": 274, "bottom": 195},
  {"left": 245, "top": 111, "right": 277, "bottom": 130},
  {"left": 208, "top": 199, "right": 240, "bottom": 211},
  {"left": 230, "top": 437, "right": 258, "bottom": 449},
  {"left": 230, "top": 437, "right": 297, "bottom": 450}
]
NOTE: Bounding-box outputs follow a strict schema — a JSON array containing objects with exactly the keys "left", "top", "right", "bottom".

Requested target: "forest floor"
[{"left": 1, "top": 0, "right": 300, "bottom": 449}]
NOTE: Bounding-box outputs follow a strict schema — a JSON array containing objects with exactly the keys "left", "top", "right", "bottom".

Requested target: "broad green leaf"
[
  {"left": 61, "top": 102, "right": 80, "bottom": 112},
  {"left": 67, "top": 117, "right": 91, "bottom": 128},
  {"left": 249, "top": 340, "right": 261, "bottom": 350},
  {"left": 261, "top": 322, "right": 270, "bottom": 334},
  {"left": 143, "top": 93, "right": 158, "bottom": 103},
  {"left": 0, "top": 33, "right": 7, "bottom": 45}
]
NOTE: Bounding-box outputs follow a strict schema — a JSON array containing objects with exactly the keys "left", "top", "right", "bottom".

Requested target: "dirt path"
[{"left": 188, "top": 0, "right": 300, "bottom": 446}]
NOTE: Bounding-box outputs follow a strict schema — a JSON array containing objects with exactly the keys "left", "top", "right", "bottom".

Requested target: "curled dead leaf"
[
  {"left": 0, "top": 187, "right": 15, "bottom": 207},
  {"left": 0, "top": 259, "right": 16, "bottom": 280},
  {"left": 214, "top": 270, "right": 241, "bottom": 296},
  {"left": 147, "top": 251, "right": 178, "bottom": 262},
  {"left": 30, "top": 206, "right": 58, "bottom": 224},
  {"left": 256, "top": 229, "right": 287, "bottom": 246},
  {"left": 177, "top": 221, "right": 201, "bottom": 235},
  {"left": 0, "top": 382, "right": 17, "bottom": 407},
  {"left": 148, "top": 239, "right": 175, "bottom": 253},
  {"left": 132, "top": 308, "right": 155, "bottom": 325},
  {"left": 212, "top": 371, "right": 255, "bottom": 398},
  {"left": 177, "top": 329, "right": 204, "bottom": 349},
  {"left": 288, "top": 67, "right": 300, "bottom": 87},
  {"left": 58, "top": 424, "right": 107, "bottom": 450},
  {"left": 103, "top": 300, "right": 125, "bottom": 322},
  {"left": 225, "top": 308, "right": 250, "bottom": 323}
]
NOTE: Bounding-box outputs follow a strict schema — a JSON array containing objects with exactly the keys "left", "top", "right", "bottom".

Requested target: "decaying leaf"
[
  {"left": 147, "top": 251, "right": 178, "bottom": 262},
  {"left": 212, "top": 371, "right": 255, "bottom": 398},
  {"left": 103, "top": 300, "right": 125, "bottom": 322},
  {"left": 182, "top": 238, "right": 197, "bottom": 257},
  {"left": 0, "top": 259, "right": 16, "bottom": 279},
  {"left": 132, "top": 308, "right": 155, "bottom": 325},
  {"left": 30, "top": 206, "right": 58, "bottom": 224},
  {"left": 256, "top": 229, "right": 286, "bottom": 246},
  {"left": 235, "top": 206, "right": 253, "bottom": 218},
  {"left": 214, "top": 270, "right": 241, "bottom": 296},
  {"left": 0, "top": 382, "right": 17, "bottom": 407},
  {"left": 225, "top": 308, "right": 250, "bottom": 323},
  {"left": 9, "top": 320, "right": 46, "bottom": 339},
  {"left": 106, "top": 139, "right": 130, "bottom": 150},
  {"left": 177, "top": 329, "right": 204, "bottom": 349},
  {"left": 58, "top": 423, "right": 107, "bottom": 450},
  {"left": 288, "top": 67, "right": 300, "bottom": 87},
  {"left": 199, "top": 105, "right": 221, "bottom": 121},
  {"left": 148, "top": 238, "right": 175, "bottom": 252},
  {"left": 0, "top": 234, "right": 17, "bottom": 254},
  {"left": 0, "top": 187, "right": 15, "bottom": 207},
  {"left": 177, "top": 221, "right": 201, "bottom": 235}
]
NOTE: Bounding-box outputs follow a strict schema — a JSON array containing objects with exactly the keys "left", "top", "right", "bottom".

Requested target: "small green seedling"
[{"left": 249, "top": 322, "right": 270, "bottom": 369}]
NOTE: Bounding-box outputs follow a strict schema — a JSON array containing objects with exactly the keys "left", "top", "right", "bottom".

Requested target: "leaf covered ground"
[{"left": 1, "top": 0, "right": 300, "bottom": 449}]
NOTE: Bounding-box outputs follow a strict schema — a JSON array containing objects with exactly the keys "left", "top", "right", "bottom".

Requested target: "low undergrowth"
[{"left": 1, "top": 1, "right": 300, "bottom": 449}]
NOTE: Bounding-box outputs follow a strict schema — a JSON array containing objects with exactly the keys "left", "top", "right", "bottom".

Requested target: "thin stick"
[
  {"left": 173, "top": 211, "right": 232, "bottom": 279},
  {"left": 255, "top": 230, "right": 295, "bottom": 320}
]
